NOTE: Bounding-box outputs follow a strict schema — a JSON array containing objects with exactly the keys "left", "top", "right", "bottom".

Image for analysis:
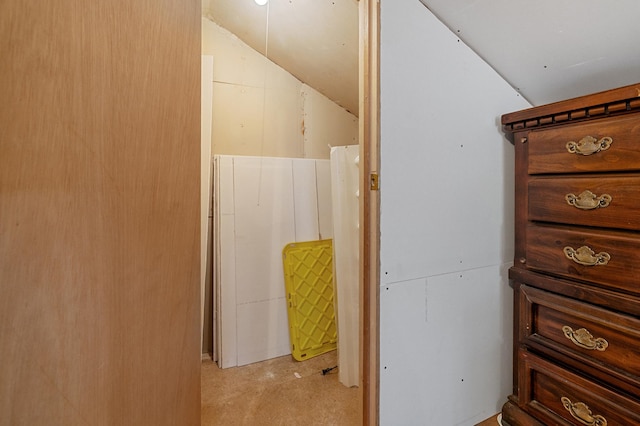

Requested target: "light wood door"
[{"left": 0, "top": 1, "right": 201, "bottom": 424}]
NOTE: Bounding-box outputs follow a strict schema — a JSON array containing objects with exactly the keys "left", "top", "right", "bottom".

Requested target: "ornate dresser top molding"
[{"left": 502, "top": 83, "right": 640, "bottom": 140}]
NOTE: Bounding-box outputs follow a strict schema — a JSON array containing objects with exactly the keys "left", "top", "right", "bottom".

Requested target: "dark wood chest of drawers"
[{"left": 501, "top": 84, "right": 640, "bottom": 426}]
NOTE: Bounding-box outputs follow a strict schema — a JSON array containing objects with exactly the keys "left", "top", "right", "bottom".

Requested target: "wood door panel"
[{"left": 0, "top": 1, "right": 201, "bottom": 424}]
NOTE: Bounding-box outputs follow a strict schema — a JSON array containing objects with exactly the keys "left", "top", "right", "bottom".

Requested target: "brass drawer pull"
[
  {"left": 566, "top": 190, "right": 612, "bottom": 210},
  {"left": 566, "top": 136, "right": 613, "bottom": 156},
  {"left": 561, "top": 397, "right": 607, "bottom": 426},
  {"left": 562, "top": 326, "right": 609, "bottom": 351},
  {"left": 564, "top": 246, "right": 610, "bottom": 266}
]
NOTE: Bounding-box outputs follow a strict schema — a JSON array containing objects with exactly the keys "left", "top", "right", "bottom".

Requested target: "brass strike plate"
[{"left": 370, "top": 173, "right": 379, "bottom": 190}]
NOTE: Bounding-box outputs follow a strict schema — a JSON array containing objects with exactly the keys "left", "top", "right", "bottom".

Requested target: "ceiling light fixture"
[{"left": 254, "top": 0, "right": 268, "bottom": 5}]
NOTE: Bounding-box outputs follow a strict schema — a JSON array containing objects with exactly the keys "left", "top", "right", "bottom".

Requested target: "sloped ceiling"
[
  {"left": 202, "top": 0, "right": 359, "bottom": 116},
  {"left": 420, "top": 0, "right": 640, "bottom": 106},
  {"left": 203, "top": 0, "right": 640, "bottom": 114}
]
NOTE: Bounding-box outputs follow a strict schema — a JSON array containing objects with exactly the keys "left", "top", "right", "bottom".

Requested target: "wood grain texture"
[
  {"left": 528, "top": 175, "right": 640, "bottom": 231},
  {"left": 527, "top": 115, "right": 640, "bottom": 174},
  {"left": 0, "top": 1, "right": 201, "bottom": 425},
  {"left": 520, "top": 285, "right": 640, "bottom": 396},
  {"left": 510, "top": 267, "right": 640, "bottom": 318},
  {"left": 525, "top": 224, "right": 640, "bottom": 295},
  {"left": 502, "top": 82, "right": 640, "bottom": 125},
  {"left": 522, "top": 351, "right": 640, "bottom": 425},
  {"left": 359, "top": 0, "right": 380, "bottom": 424},
  {"left": 504, "top": 86, "right": 640, "bottom": 425}
]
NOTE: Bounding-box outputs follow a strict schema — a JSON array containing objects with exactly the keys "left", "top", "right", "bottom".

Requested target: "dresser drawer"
[
  {"left": 525, "top": 224, "right": 640, "bottom": 294},
  {"left": 528, "top": 176, "right": 640, "bottom": 231},
  {"left": 528, "top": 115, "right": 640, "bottom": 174},
  {"left": 518, "top": 351, "right": 640, "bottom": 425},
  {"left": 520, "top": 285, "right": 640, "bottom": 382}
]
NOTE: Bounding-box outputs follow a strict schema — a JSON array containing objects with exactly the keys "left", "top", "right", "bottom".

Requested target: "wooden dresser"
[{"left": 501, "top": 83, "right": 640, "bottom": 426}]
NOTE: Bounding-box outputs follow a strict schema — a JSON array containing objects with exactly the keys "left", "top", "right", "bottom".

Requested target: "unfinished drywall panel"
[
  {"left": 204, "top": 19, "right": 305, "bottom": 158},
  {"left": 215, "top": 155, "right": 237, "bottom": 369},
  {"left": 330, "top": 145, "right": 360, "bottom": 387},
  {"left": 202, "top": 18, "right": 267, "bottom": 88},
  {"left": 217, "top": 214, "right": 238, "bottom": 368},
  {"left": 380, "top": 0, "right": 531, "bottom": 284},
  {"left": 292, "top": 159, "right": 321, "bottom": 241},
  {"left": 302, "top": 85, "right": 359, "bottom": 159},
  {"left": 203, "top": 0, "right": 359, "bottom": 115},
  {"left": 202, "top": 18, "right": 357, "bottom": 161},
  {"left": 236, "top": 299, "right": 291, "bottom": 366},
  {"left": 211, "top": 83, "right": 265, "bottom": 156},
  {"left": 217, "top": 155, "right": 235, "bottom": 216},
  {"left": 379, "top": 266, "right": 512, "bottom": 424},
  {"left": 233, "top": 157, "right": 296, "bottom": 305},
  {"left": 214, "top": 155, "right": 333, "bottom": 367},
  {"left": 418, "top": 0, "right": 640, "bottom": 107},
  {"left": 259, "top": 88, "right": 304, "bottom": 158},
  {"left": 210, "top": 80, "right": 304, "bottom": 158},
  {"left": 259, "top": 58, "right": 308, "bottom": 158},
  {"left": 315, "top": 160, "right": 333, "bottom": 240},
  {"left": 379, "top": 0, "right": 531, "bottom": 423}
]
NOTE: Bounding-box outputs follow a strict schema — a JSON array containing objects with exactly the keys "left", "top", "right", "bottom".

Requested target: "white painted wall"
[
  {"left": 202, "top": 18, "right": 357, "bottom": 160},
  {"left": 379, "top": 1, "right": 531, "bottom": 424}
]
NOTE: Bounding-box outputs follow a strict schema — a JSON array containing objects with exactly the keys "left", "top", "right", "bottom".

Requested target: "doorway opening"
[{"left": 200, "top": 0, "right": 379, "bottom": 423}]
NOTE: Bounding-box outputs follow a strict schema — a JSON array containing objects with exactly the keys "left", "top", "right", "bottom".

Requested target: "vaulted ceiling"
[
  {"left": 203, "top": 0, "right": 640, "bottom": 114},
  {"left": 202, "top": 0, "right": 359, "bottom": 116}
]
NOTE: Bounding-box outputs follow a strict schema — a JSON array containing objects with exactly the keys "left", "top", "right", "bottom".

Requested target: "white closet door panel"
[
  {"left": 233, "top": 157, "right": 295, "bottom": 305},
  {"left": 315, "top": 160, "right": 333, "bottom": 240},
  {"left": 218, "top": 213, "right": 237, "bottom": 368},
  {"left": 236, "top": 298, "right": 291, "bottom": 366},
  {"left": 292, "top": 159, "right": 320, "bottom": 241},
  {"left": 330, "top": 146, "right": 360, "bottom": 387}
]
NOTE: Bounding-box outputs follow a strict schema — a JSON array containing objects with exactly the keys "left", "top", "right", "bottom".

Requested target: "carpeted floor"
[{"left": 201, "top": 350, "right": 360, "bottom": 425}]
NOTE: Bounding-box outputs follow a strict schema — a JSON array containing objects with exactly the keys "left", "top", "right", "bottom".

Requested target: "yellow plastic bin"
[{"left": 282, "top": 239, "right": 337, "bottom": 361}]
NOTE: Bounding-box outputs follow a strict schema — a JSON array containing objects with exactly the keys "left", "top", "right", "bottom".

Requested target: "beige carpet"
[{"left": 202, "top": 350, "right": 359, "bottom": 425}]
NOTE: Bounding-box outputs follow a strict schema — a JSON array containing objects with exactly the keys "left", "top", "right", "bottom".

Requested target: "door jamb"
[{"left": 359, "top": 0, "right": 380, "bottom": 424}]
